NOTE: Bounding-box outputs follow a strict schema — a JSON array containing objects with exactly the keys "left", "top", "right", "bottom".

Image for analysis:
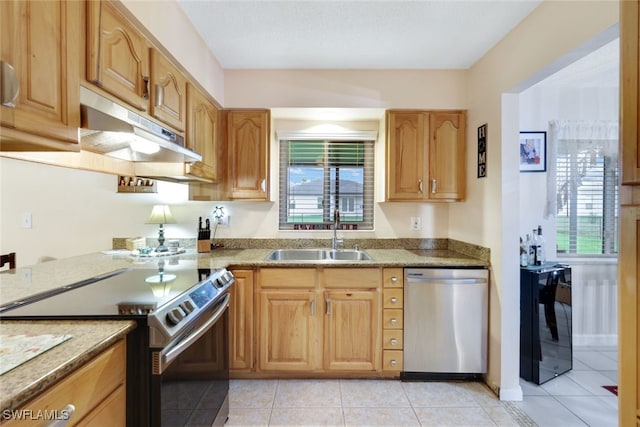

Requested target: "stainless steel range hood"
[{"left": 79, "top": 86, "right": 201, "bottom": 163}]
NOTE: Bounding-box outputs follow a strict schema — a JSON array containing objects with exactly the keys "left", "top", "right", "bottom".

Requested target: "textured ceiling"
[{"left": 177, "top": 0, "right": 542, "bottom": 70}]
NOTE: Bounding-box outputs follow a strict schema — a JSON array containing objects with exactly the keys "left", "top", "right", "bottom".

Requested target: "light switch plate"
[{"left": 21, "top": 213, "right": 32, "bottom": 229}]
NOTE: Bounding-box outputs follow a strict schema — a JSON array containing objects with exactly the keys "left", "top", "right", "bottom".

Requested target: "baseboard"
[
  {"left": 499, "top": 385, "right": 524, "bottom": 401},
  {"left": 574, "top": 334, "right": 618, "bottom": 347}
]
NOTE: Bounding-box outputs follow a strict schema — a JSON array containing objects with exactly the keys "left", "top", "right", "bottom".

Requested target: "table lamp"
[{"left": 147, "top": 205, "right": 175, "bottom": 252}]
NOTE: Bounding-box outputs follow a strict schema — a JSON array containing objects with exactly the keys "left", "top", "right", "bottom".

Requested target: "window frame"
[{"left": 278, "top": 137, "right": 375, "bottom": 231}]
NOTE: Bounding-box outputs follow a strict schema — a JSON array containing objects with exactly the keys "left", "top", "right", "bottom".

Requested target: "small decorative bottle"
[
  {"left": 520, "top": 237, "right": 528, "bottom": 267},
  {"left": 537, "top": 225, "right": 546, "bottom": 264}
]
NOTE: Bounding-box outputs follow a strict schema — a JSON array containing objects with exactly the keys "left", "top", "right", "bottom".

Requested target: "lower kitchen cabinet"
[
  {"left": 5, "top": 339, "right": 126, "bottom": 426},
  {"left": 259, "top": 290, "right": 321, "bottom": 371},
  {"left": 256, "top": 267, "right": 381, "bottom": 374},
  {"left": 324, "top": 290, "right": 380, "bottom": 371},
  {"left": 382, "top": 268, "right": 404, "bottom": 374},
  {"left": 229, "top": 269, "right": 255, "bottom": 371}
]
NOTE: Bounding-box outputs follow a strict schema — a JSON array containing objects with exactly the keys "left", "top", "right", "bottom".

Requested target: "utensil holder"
[{"left": 197, "top": 240, "right": 210, "bottom": 253}]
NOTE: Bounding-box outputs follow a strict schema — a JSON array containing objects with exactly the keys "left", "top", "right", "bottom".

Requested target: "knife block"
[{"left": 197, "top": 240, "right": 210, "bottom": 253}]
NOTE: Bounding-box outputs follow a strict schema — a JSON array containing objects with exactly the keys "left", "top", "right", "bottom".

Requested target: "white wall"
[
  {"left": 519, "top": 79, "right": 619, "bottom": 259},
  {"left": 0, "top": 157, "right": 213, "bottom": 266}
]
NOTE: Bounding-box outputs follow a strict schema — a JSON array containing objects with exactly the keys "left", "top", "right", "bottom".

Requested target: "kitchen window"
[
  {"left": 279, "top": 139, "right": 374, "bottom": 230},
  {"left": 551, "top": 121, "right": 618, "bottom": 255}
]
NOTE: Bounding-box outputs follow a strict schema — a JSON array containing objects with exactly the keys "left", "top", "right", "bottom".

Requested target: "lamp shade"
[{"left": 146, "top": 205, "right": 176, "bottom": 225}]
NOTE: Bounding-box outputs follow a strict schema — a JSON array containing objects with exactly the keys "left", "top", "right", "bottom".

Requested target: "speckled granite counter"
[
  {"left": 0, "top": 320, "right": 136, "bottom": 412},
  {"left": 0, "top": 239, "right": 489, "bottom": 307}
]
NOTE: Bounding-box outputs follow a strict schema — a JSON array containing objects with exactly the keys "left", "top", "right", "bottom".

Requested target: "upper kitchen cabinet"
[
  {"left": 86, "top": 0, "right": 150, "bottom": 112},
  {"left": 386, "top": 110, "right": 466, "bottom": 202},
  {"left": 185, "top": 84, "right": 220, "bottom": 182},
  {"left": 227, "top": 110, "right": 270, "bottom": 200},
  {"left": 386, "top": 111, "right": 428, "bottom": 201},
  {"left": 149, "top": 49, "right": 187, "bottom": 132},
  {"left": 429, "top": 112, "right": 466, "bottom": 200},
  {"left": 0, "top": 0, "right": 81, "bottom": 151}
]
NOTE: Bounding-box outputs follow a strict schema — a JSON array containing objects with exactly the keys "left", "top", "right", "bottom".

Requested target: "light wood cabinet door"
[
  {"left": 429, "top": 112, "right": 466, "bottom": 200},
  {"left": 0, "top": 0, "right": 80, "bottom": 149},
  {"left": 324, "top": 290, "right": 380, "bottom": 371},
  {"left": 5, "top": 340, "right": 127, "bottom": 427},
  {"left": 149, "top": 49, "right": 187, "bottom": 132},
  {"left": 186, "top": 84, "right": 219, "bottom": 181},
  {"left": 259, "top": 291, "right": 321, "bottom": 371},
  {"left": 619, "top": 3, "right": 640, "bottom": 425},
  {"left": 386, "top": 111, "right": 428, "bottom": 201},
  {"left": 621, "top": 0, "right": 640, "bottom": 186},
  {"left": 86, "top": 0, "right": 149, "bottom": 112},
  {"left": 227, "top": 110, "right": 270, "bottom": 200},
  {"left": 229, "top": 269, "right": 254, "bottom": 371}
]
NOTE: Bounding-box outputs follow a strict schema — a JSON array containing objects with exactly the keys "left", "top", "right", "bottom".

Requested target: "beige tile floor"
[{"left": 228, "top": 379, "right": 534, "bottom": 426}]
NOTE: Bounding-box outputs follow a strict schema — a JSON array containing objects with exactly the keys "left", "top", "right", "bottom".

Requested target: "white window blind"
[
  {"left": 553, "top": 122, "right": 619, "bottom": 255},
  {"left": 279, "top": 139, "right": 374, "bottom": 230}
]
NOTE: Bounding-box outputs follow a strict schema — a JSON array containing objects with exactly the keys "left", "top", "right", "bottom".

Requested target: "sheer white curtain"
[{"left": 545, "top": 120, "right": 618, "bottom": 219}]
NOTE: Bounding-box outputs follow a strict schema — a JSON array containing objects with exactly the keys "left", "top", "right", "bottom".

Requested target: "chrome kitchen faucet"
[{"left": 332, "top": 210, "right": 344, "bottom": 250}]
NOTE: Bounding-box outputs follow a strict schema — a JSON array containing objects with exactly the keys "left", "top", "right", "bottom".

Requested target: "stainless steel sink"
[
  {"left": 326, "top": 249, "right": 372, "bottom": 261},
  {"left": 265, "top": 248, "right": 372, "bottom": 262}
]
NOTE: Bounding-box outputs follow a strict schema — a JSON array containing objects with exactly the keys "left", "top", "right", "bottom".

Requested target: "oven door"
[{"left": 151, "top": 293, "right": 230, "bottom": 427}]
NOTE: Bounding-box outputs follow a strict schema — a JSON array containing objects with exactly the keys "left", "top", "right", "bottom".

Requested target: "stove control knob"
[
  {"left": 180, "top": 300, "right": 195, "bottom": 314},
  {"left": 214, "top": 278, "right": 224, "bottom": 289},
  {"left": 166, "top": 307, "right": 185, "bottom": 326}
]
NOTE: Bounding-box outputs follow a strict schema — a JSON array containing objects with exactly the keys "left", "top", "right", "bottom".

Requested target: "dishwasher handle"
[{"left": 406, "top": 274, "right": 487, "bottom": 285}]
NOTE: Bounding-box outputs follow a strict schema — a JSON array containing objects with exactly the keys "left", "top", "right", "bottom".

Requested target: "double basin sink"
[{"left": 265, "top": 248, "right": 372, "bottom": 262}]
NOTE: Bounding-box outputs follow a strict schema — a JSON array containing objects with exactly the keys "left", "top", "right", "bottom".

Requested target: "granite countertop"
[
  {"left": 0, "top": 241, "right": 489, "bottom": 307},
  {"left": 0, "top": 320, "right": 136, "bottom": 412}
]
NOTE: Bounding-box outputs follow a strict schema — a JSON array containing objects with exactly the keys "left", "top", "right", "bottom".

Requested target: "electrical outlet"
[
  {"left": 21, "top": 213, "right": 32, "bottom": 229},
  {"left": 21, "top": 267, "right": 31, "bottom": 283},
  {"left": 216, "top": 216, "right": 230, "bottom": 228},
  {"left": 411, "top": 216, "right": 422, "bottom": 231}
]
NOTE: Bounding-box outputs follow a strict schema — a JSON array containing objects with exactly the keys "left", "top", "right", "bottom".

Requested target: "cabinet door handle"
[
  {"left": 390, "top": 359, "right": 397, "bottom": 367},
  {"left": 260, "top": 179, "right": 266, "bottom": 193},
  {"left": 431, "top": 179, "right": 437, "bottom": 193},
  {"left": 326, "top": 299, "right": 331, "bottom": 315},
  {"left": 154, "top": 83, "right": 163, "bottom": 107},
  {"left": 1, "top": 61, "right": 19, "bottom": 108},
  {"left": 390, "top": 276, "right": 398, "bottom": 284},
  {"left": 43, "top": 404, "right": 75, "bottom": 427},
  {"left": 390, "top": 338, "right": 398, "bottom": 346},
  {"left": 390, "top": 297, "right": 398, "bottom": 304},
  {"left": 390, "top": 318, "right": 397, "bottom": 326},
  {"left": 418, "top": 179, "right": 423, "bottom": 193},
  {"left": 310, "top": 299, "right": 316, "bottom": 316},
  {"left": 142, "top": 76, "right": 150, "bottom": 100}
]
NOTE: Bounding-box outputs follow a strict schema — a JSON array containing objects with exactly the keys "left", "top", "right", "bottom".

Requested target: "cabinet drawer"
[
  {"left": 5, "top": 340, "right": 126, "bottom": 426},
  {"left": 383, "top": 350, "right": 403, "bottom": 371},
  {"left": 383, "top": 269, "right": 403, "bottom": 288},
  {"left": 383, "top": 289, "right": 403, "bottom": 309},
  {"left": 323, "top": 268, "right": 380, "bottom": 289},
  {"left": 383, "top": 309, "right": 403, "bottom": 329},
  {"left": 259, "top": 268, "right": 316, "bottom": 288},
  {"left": 383, "top": 330, "right": 403, "bottom": 350}
]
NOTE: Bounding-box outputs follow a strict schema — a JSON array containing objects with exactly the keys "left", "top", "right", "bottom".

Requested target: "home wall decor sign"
[{"left": 477, "top": 124, "right": 487, "bottom": 178}]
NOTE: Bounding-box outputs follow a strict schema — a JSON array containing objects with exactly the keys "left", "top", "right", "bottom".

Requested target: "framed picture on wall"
[{"left": 519, "top": 131, "right": 546, "bottom": 172}]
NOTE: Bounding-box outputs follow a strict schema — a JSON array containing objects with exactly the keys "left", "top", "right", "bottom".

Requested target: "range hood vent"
[{"left": 79, "top": 86, "right": 201, "bottom": 163}]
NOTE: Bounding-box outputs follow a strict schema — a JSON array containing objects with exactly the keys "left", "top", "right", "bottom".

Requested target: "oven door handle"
[{"left": 157, "top": 293, "right": 230, "bottom": 374}]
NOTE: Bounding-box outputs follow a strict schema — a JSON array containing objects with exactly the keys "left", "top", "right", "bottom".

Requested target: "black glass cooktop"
[{"left": 0, "top": 258, "right": 213, "bottom": 318}]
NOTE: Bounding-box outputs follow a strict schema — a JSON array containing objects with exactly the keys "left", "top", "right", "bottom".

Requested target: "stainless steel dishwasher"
[{"left": 402, "top": 268, "right": 489, "bottom": 380}]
